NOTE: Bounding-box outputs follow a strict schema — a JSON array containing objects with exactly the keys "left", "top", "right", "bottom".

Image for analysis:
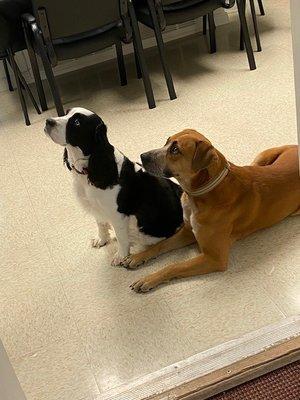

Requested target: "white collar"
[{"left": 186, "top": 164, "right": 230, "bottom": 197}]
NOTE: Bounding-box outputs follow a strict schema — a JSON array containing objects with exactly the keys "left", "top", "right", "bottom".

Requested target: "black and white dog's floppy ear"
[{"left": 94, "top": 120, "right": 108, "bottom": 144}]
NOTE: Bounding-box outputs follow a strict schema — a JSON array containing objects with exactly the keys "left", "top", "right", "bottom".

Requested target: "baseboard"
[{"left": 100, "top": 315, "right": 300, "bottom": 400}]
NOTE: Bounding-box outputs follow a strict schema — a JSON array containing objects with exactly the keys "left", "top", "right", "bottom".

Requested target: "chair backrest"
[{"left": 31, "top": 0, "right": 126, "bottom": 40}]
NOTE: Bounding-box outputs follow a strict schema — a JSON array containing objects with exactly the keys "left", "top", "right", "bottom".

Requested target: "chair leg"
[
  {"left": 208, "top": 12, "right": 216, "bottom": 54},
  {"left": 115, "top": 41, "right": 127, "bottom": 86},
  {"left": 237, "top": 0, "right": 256, "bottom": 70},
  {"left": 147, "top": 0, "right": 176, "bottom": 100},
  {"left": 22, "top": 20, "right": 48, "bottom": 111},
  {"left": 31, "top": 23, "right": 64, "bottom": 116},
  {"left": 7, "top": 49, "right": 30, "bottom": 126},
  {"left": 203, "top": 15, "right": 207, "bottom": 35},
  {"left": 250, "top": 0, "right": 262, "bottom": 51},
  {"left": 15, "top": 63, "right": 41, "bottom": 115},
  {"left": 128, "top": 0, "right": 156, "bottom": 109},
  {"left": 239, "top": 0, "right": 245, "bottom": 51},
  {"left": 3, "top": 58, "right": 14, "bottom": 91},
  {"left": 133, "top": 39, "right": 142, "bottom": 79},
  {"left": 257, "top": 0, "right": 265, "bottom": 16}
]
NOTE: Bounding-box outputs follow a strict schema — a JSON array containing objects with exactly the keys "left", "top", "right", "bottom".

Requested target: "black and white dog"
[{"left": 44, "top": 107, "right": 183, "bottom": 266}]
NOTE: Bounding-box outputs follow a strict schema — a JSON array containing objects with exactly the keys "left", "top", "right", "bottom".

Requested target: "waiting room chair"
[
  {"left": 23, "top": 0, "right": 156, "bottom": 115},
  {"left": 0, "top": 0, "right": 44, "bottom": 125},
  {"left": 134, "top": 0, "right": 257, "bottom": 99}
]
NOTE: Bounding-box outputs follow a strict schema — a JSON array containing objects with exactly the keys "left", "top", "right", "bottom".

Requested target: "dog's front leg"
[
  {"left": 91, "top": 221, "right": 110, "bottom": 248},
  {"left": 121, "top": 224, "right": 195, "bottom": 269},
  {"left": 131, "top": 225, "right": 232, "bottom": 292},
  {"left": 110, "top": 214, "right": 130, "bottom": 266}
]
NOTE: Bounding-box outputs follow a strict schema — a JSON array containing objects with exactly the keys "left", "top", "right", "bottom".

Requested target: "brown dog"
[{"left": 121, "top": 130, "right": 300, "bottom": 293}]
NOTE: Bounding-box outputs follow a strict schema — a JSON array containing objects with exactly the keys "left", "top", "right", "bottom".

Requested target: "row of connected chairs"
[{"left": 1, "top": 0, "right": 265, "bottom": 124}]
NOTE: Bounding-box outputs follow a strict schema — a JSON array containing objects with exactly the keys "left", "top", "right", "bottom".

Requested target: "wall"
[{"left": 290, "top": 0, "right": 300, "bottom": 152}]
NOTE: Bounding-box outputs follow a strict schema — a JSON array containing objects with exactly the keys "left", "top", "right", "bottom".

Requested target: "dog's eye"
[
  {"left": 170, "top": 145, "right": 179, "bottom": 155},
  {"left": 74, "top": 119, "right": 80, "bottom": 127}
]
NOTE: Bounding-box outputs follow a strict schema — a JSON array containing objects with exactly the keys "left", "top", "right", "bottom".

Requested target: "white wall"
[{"left": 290, "top": 0, "right": 300, "bottom": 152}]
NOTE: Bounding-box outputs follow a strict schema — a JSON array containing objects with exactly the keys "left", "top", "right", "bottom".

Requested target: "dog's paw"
[
  {"left": 120, "top": 254, "right": 146, "bottom": 269},
  {"left": 111, "top": 252, "right": 127, "bottom": 266},
  {"left": 130, "top": 276, "right": 156, "bottom": 293},
  {"left": 91, "top": 238, "right": 107, "bottom": 248}
]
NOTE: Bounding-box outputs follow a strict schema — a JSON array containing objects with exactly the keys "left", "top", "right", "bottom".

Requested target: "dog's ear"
[
  {"left": 94, "top": 120, "right": 108, "bottom": 144},
  {"left": 192, "top": 140, "right": 216, "bottom": 172}
]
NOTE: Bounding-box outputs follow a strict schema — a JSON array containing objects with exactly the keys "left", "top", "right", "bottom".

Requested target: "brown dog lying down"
[{"left": 121, "top": 130, "right": 300, "bottom": 293}]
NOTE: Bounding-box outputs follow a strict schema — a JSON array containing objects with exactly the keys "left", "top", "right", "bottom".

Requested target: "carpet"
[{"left": 211, "top": 361, "right": 300, "bottom": 400}]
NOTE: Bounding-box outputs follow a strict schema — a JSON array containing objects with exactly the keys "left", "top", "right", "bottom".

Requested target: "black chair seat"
[
  {"left": 0, "top": 0, "right": 31, "bottom": 51},
  {"left": 136, "top": 0, "right": 222, "bottom": 27},
  {"left": 53, "top": 25, "right": 123, "bottom": 60}
]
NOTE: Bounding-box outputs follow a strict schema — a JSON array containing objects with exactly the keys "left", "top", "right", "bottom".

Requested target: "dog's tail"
[{"left": 251, "top": 145, "right": 296, "bottom": 166}]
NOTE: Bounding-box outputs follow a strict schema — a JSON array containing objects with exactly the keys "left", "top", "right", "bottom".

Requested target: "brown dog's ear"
[{"left": 192, "top": 141, "right": 216, "bottom": 172}]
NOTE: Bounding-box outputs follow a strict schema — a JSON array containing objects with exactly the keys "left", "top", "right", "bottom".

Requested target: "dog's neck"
[
  {"left": 180, "top": 152, "right": 230, "bottom": 197},
  {"left": 65, "top": 145, "right": 89, "bottom": 175},
  {"left": 187, "top": 164, "right": 230, "bottom": 197}
]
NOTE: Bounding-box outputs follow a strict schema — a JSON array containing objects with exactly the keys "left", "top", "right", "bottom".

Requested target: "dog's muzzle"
[
  {"left": 44, "top": 118, "right": 56, "bottom": 134},
  {"left": 141, "top": 148, "right": 171, "bottom": 178}
]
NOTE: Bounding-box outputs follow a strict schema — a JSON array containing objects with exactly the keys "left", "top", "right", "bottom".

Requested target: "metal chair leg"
[
  {"left": 208, "top": 11, "right": 216, "bottom": 54},
  {"left": 147, "top": 0, "right": 176, "bottom": 100},
  {"left": 31, "top": 22, "right": 64, "bottom": 116},
  {"left": 250, "top": 0, "right": 262, "bottom": 51},
  {"left": 128, "top": 0, "right": 156, "bottom": 109},
  {"left": 237, "top": 0, "right": 256, "bottom": 70},
  {"left": 203, "top": 15, "right": 207, "bottom": 35},
  {"left": 3, "top": 58, "right": 14, "bottom": 91},
  {"left": 7, "top": 49, "right": 30, "bottom": 126},
  {"left": 115, "top": 41, "right": 127, "bottom": 86},
  {"left": 15, "top": 63, "right": 41, "bottom": 115},
  {"left": 257, "top": 0, "right": 265, "bottom": 16},
  {"left": 239, "top": 0, "right": 245, "bottom": 51},
  {"left": 22, "top": 19, "right": 48, "bottom": 111},
  {"left": 133, "top": 39, "right": 142, "bottom": 79}
]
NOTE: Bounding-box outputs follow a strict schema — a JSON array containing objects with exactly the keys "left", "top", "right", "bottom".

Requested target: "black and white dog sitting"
[{"left": 44, "top": 107, "right": 183, "bottom": 266}]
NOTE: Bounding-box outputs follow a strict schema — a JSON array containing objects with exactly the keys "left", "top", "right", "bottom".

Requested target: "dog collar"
[
  {"left": 71, "top": 165, "right": 88, "bottom": 175},
  {"left": 186, "top": 164, "right": 230, "bottom": 197}
]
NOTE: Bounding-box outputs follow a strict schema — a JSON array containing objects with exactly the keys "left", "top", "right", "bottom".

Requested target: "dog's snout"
[
  {"left": 46, "top": 118, "right": 56, "bottom": 127},
  {"left": 141, "top": 153, "right": 149, "bottom": 162},
  {"left": 141, "top": 152, "right": 151, "bottom": 164}
]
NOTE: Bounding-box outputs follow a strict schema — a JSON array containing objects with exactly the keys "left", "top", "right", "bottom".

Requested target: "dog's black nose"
[
  {"left": 141, "top": 152, "right": 150, "bottom": 164},
  {"left": 46, "top": 118, "right": 56, "bottom": 127}
]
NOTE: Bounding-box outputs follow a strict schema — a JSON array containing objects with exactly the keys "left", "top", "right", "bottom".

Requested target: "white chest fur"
[
  {"left": 181, "top": 194, "right": 200, "bottom": 236},
  {"left": 73, "top": 173, "right": 120, "bottom": 221}
]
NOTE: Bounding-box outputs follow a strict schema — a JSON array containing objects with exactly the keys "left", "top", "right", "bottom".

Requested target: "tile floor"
[{"left": 0, "top": 1, "right": 299, "bottom": 399}]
